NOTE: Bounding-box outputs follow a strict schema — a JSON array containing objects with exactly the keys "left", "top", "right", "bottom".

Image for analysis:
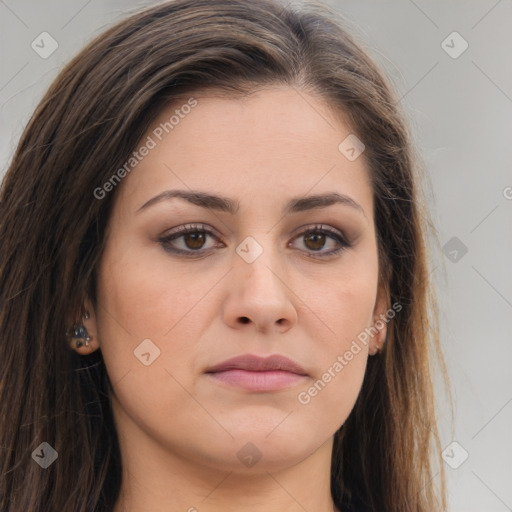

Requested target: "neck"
[{"left": 112, "top": 409, "right": 339, "bottom": 512}]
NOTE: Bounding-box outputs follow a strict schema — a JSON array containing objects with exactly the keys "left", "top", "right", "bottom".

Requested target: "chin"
[{"left": 194, "top": 427, "right": 327, "bottom": 474}]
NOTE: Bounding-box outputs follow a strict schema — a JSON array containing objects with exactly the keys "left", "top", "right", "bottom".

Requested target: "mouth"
[{"left": 204, "top": 354, "right": 308, "bottom": 392}]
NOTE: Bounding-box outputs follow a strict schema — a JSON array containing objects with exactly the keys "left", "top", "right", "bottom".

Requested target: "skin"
[{"left": 75, "top": 85, "right": 388, "bottom": 512}]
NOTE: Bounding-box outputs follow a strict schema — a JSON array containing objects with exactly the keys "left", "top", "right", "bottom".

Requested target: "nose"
[{"left": 221, "top": 245, "right": 298, "bottom": 334}]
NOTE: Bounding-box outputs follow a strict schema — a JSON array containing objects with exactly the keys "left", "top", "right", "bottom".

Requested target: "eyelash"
[{"left": 158, "top": 223, "right": 351, "bottom": 259}]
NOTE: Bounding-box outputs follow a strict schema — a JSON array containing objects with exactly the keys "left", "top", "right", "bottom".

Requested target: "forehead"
[{"left": 114, "top": 86, "right": 372, "bottom": 216}]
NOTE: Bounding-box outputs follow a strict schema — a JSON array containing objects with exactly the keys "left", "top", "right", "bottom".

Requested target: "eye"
[
  {"left": 290, "top": 224, "right": 351, "bottom": 258},
  {"left": 159, "top": 223, "right": 222, "bottom": 256},
  {"left": 159, "top": 223, "right": 351, "bottom": 258}
]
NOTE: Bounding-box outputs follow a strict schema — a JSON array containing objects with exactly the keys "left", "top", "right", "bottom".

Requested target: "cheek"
[
  {"left": 94, "top": 240, "right": 225, "bottom": 397},
  {"left": 293, "top": 286, "right": 372, "bottom": 431},
  {"left": 297, "top": 250, "right": 379, "bottom": 348},
  {"left": 291, "top": 250, "right": 378, "bottom": 420},
  {"left": 94, "top": 247, "right": 214, "bottom": 441},
  {"left": 96, "top": 239, "right": 217, "bottom": 341}
]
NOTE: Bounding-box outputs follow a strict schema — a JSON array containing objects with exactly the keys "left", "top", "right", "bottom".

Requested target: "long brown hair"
[{"left": 0, "top": 0, "right": 451, "bottom": 510}]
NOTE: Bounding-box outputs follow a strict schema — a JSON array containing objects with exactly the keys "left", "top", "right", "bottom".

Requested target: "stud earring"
[{"left": 67, "top": 315, "right": 92, "bottom": 349}]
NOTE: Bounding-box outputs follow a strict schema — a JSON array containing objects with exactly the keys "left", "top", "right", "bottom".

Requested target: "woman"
[{"left": 0, "top": 0, "right": 451, "bottom": 510}]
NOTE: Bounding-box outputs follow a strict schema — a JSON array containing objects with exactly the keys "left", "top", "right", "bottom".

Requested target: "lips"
[
  {"left": 205, "top": 354, "right": 308, "bottom": 375},
  {"left": 204, "top": 354, "right": 308, "bottom": 392}
]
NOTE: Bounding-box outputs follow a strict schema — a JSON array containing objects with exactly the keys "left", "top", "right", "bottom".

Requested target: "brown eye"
[
  {"left": 183, "top": 232, "right": 206, "bottom": 249},
  {"left": 290, "top": 225, "right": 351, "bottom": 258},
  {"left": 303, "top": 232, "right": 326, "bottom": 251},
  {"left": 159, "top": 224, "right": 222, "bottom": 256}
]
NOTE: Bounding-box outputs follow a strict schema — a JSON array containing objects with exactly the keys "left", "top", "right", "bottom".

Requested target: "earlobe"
[{"left": 368, "top": 320, "right": 387, "bottom": 356}]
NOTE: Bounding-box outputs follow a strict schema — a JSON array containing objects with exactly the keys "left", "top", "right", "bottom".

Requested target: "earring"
[{"left": 67, "top": 316, "right": 92, "bottom": 349}]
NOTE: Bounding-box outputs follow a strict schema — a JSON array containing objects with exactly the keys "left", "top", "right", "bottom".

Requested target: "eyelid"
[
  {"left": 161, "top": 222, "right": 221, "bottom": 240},
  {"left": 290, "top": 223, "right": 348, "bottom": 243}
]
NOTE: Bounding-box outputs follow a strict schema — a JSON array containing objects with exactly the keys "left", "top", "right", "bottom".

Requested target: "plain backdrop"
[{"left": 1, "top": 1, "right": 511, "bottom": 510}]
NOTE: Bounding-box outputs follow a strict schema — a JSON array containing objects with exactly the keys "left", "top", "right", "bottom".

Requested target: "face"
[{"left": 83, "top": 85, "right": 387, "bottom": 474}]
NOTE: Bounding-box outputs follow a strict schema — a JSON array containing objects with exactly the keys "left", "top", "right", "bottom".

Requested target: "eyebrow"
[{"left": 136, "top": 189, "right": 366, "bottom": 217}]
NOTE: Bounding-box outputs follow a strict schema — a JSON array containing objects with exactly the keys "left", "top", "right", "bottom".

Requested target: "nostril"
[{"left": 239, "top": 317, "right": 250, "bottom": 324}]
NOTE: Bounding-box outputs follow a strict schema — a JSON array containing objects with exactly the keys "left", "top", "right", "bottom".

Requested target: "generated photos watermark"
[
  {"left": 93, "top": 97, "right": 198, "bottom": 200},
  {"left": 297, "top": 301, "right": 402, "bottom": 405}
]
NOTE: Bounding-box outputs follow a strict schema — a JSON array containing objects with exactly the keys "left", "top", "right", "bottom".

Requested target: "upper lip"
[{"left": 205, "top": 354, "right": 308, "bottom": 376}]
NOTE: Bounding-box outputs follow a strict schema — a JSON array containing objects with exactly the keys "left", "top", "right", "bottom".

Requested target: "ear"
[
  {"left": 68, "top": 297, "right": 100, "bottom": 355},
  {"left": 368, "top": 283, "right": 390, "bottom": 356}
]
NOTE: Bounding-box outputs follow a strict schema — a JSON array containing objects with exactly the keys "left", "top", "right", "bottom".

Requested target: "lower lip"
[{"left": 206, "top": 369, "right": 306, "bottom": 391}]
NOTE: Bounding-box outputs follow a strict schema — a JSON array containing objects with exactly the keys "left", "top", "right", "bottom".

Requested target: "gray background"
[{"left": 1, "top": 1, "right": 511, "bottom": 510}]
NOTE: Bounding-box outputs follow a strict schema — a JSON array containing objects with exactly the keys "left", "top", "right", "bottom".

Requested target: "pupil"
[
  {"left": 185, "top": 232, "right": 205, "bottom": 249},
  {"left": 305, "top": 233, "right": 325, "bottom": 250}
]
